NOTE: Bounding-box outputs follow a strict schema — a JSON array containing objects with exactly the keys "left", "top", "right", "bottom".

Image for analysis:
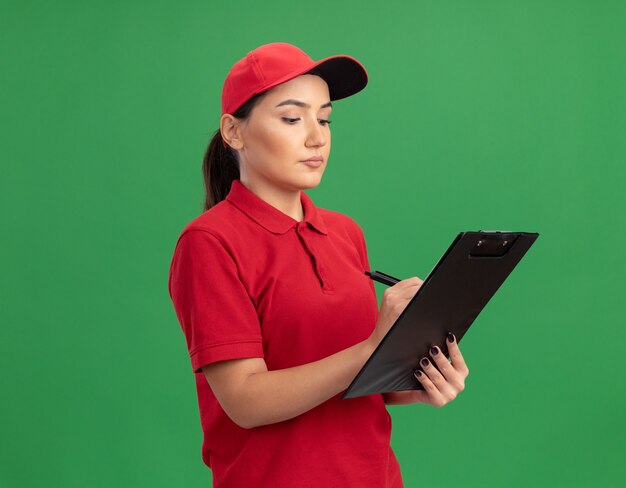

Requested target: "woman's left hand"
[{"left": 382, "top": 333, "right": 469, "bottom": 406}]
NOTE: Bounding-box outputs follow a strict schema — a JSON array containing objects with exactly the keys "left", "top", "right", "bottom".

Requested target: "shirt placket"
[{"left": 295, "top": 221, "right": 333, "bottom": 293}]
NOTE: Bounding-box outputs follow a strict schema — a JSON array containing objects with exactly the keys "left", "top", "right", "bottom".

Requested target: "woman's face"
[{"left": 224, "top": 74, "right": 332, "bottom": 194}]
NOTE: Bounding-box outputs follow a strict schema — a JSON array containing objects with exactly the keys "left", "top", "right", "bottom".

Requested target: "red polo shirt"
[{"left": 168, "top": 179, "right": 403, "bottom": 487}]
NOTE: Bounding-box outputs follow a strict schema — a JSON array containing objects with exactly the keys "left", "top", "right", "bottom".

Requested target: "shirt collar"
[{"left": 225, "top": 179, "right": 328, "bottom": 236}]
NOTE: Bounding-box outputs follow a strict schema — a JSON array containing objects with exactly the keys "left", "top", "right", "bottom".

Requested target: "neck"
[{"left": 239, "top": 177, "right": 304, "bottom": 222}]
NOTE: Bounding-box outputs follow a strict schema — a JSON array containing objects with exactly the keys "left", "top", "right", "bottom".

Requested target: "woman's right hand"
[
  {"left": 368, "top": 277, "right": 424, "bottom": 348},
  {"left": 201, "top": 277, "right": 425, "bottom": 428}
]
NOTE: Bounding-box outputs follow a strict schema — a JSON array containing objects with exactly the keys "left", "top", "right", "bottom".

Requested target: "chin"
[{"left": 297, "top": 173, "right": 324, "bottom": 190}]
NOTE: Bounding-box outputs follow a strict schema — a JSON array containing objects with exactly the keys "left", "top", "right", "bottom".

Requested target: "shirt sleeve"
[{"left": 168, "top": 229, "right": 264, "bottom": 374}]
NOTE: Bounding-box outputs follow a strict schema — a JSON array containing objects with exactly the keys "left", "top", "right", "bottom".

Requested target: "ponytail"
[
  {"left": 202, "top": 91, "right": 267, "bottom": 211},
  {"left": 202, "top": 131, "right": 239, "bottom": 211}
]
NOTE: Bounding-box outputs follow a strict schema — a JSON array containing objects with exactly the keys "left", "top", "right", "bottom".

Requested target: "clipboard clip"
[{"left": 472, "top": 232, "right": 518, "bottom": 257}]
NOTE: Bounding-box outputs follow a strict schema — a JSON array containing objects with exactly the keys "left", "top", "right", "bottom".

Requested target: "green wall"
[{"left": 1, "top": 1, "right": 624, "bottom": 486}]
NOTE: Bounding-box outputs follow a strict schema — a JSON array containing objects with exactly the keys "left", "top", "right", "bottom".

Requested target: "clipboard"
[{"left": 342, "top": 230, "right": 539, "bottom": 399}]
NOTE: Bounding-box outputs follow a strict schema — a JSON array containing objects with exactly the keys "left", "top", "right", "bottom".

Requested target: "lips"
[
  {"left": 301, "top": 159, "right": 322, "bottom": 168},
  {"left": 300, "top": 158, "right": 324, "bottom": 168}
]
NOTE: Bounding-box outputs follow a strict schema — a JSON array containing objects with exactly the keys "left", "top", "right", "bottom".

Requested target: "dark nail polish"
[
  {"left": 414, "top": 369, "right": 423, "bottom": 377},
  {"left": 447, "top": 332, "right": 455, "bottom": 343},
  {"left": 421, "top": 357, "right": 430, "bottom": 367},
  {"left": 430, "top": 346, "right": 438, "bottom": 355}
]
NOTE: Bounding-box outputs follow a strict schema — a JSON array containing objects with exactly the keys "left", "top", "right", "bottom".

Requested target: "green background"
[{"left": 1, "top": 1, "right": 624, "bottom": 486}]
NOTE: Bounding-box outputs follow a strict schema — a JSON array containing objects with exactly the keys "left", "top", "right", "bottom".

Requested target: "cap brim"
[{"left": 306, "top": 55, "right": 369, "bottom": 101}]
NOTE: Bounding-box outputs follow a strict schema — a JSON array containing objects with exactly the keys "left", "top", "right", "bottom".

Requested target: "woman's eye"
[{"left": 281, "top": 117, "right": 332, "bottom": 126}]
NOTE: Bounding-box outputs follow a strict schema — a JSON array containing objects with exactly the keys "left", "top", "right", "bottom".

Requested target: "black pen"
[{"left": 364, "top": 270, "right": 401, "bottom": 286}]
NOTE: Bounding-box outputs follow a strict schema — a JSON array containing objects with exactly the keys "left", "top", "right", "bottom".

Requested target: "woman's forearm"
[
  {"left": 382, "top": 390, "right": 421, "bottom": 405},
  {"left": 230, "top": 339, "right": 376, "bottom": 428}
]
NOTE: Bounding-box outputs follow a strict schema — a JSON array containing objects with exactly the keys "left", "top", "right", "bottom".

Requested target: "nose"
[{"left": 305, "top": 117, "right": 328, "bottom": 148}]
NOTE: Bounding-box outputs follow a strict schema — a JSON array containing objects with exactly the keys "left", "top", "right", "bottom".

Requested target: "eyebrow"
[{"left": 275, "top": 99, "right": 332, "bottom": 109}]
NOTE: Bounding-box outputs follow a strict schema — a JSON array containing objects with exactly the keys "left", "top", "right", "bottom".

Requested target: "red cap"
[{"left": 221, "top": 42, "right": 368, "bottom": 117}]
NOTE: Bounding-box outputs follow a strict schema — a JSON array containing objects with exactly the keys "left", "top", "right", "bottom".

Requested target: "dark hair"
[{"left": 201, "top": 92, "right": 268, "bottom": 211}]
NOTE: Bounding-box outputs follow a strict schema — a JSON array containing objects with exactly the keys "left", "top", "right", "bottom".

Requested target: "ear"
[{"left": 220, "top": 114, "right": 244, "bottom": 150}]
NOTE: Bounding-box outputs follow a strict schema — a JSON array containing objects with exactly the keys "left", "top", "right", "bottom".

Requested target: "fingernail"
[
  {"left": 430, "top": 346, "right": 439, "bottom": 355},
  {"left": 447, "top": 332, "right": 455, "bottom": 343},
  {"left": 420, "top": 357, "right": 430, "bottom": 367},
  {"left": 414, "top": 369, "right": 423, "bottom": 377}
]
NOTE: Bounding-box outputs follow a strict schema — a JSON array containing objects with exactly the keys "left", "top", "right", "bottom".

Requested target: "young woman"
[{"left": 168, "top": 42, "right": 469, "bottom": 487}]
